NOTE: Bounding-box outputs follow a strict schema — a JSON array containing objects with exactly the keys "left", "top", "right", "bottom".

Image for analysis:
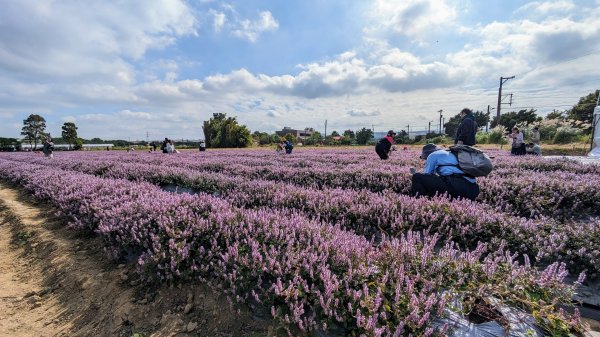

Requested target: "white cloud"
[
  {"left": 1, "top": 0, "right": 598, "bottom": 140},
  {"left": 232, "top": 11, "right": 279, "bottom": 42},
  {"left": 365, "top": 0, "right": 457, "bottom": 39},
  {"left": 516, "top": 1, "right": 576, "bottom": 16},
  {"left": 448, "top": 6, "right": 600, "bottom": 82},
  {"left": 0, "top": 0, "right": 196, "bottom": 81},
  {"left": 210, "top": 10, "right": 227, "bottom": 32},
  {"left": 347, "top": 110, "right": 381, "bottom": 117}
]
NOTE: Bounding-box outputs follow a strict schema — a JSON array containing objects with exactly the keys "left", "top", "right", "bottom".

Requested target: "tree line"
[{"left": 7, "top": 90, "right": 597, "bottom": 150}]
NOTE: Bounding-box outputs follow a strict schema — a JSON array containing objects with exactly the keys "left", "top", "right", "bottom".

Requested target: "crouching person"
[
  {"left": 410, "top": 143, "right": 479, "bottom": 201},
  {"left": 375, "top": 130, "right": 396, "bottom": 160}
]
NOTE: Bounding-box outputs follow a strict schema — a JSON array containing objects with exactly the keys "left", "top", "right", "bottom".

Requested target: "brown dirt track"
[{"left": 0, "top": 181, "right": 274, "bottom": 337}]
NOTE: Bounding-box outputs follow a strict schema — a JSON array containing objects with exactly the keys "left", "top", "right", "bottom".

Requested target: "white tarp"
[{"left": 589, "top": 106, "right": 600, "bottom": 157}]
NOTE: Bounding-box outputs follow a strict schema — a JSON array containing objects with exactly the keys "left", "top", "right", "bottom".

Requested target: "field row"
[
  {"left": 0, "top": 157, "right": 585, "bottom": 336},
  {"left": 4, "top": 151, "right": 600, "bottom": 219},
  {"left": 2, "top": 155, "right": 600, "bottom": 278}
]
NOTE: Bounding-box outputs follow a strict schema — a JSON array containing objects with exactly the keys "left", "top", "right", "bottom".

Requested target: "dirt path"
[{"left": 0, "top": 181, "right": 273, "bottom": 337}]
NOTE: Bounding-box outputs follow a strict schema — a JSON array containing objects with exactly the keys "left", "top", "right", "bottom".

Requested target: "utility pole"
[
  {"left": 442, "top": 117, "right": 446, "bottom": 135},
  {"left": 486, "top": 105, "right": 495, "bottom": 132},
  {"left": 438, "top": 109, "right": 443, "bottom": 134},
  {"left": 324, "top": 120, "right": 327, "bottom": 138},
  {"left": 406, "top": 124, "right": 410, "bottom": 140},
  {"left": 496, "top": 76, "right": 515, "bottom": 122},
  {"left": 428, "top": 121, "right": 431, "bottom": 134}
]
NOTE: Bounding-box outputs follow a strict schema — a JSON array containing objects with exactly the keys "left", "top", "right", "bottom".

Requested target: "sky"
[{"left": 1, "top": 0, "right": 599, "bottom": 140}]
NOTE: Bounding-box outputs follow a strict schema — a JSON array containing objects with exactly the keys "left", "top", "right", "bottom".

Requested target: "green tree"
[
  {"left": 21, "top": 114, "right": 46, "bottom": 150},
  {"left": 443, "top": 114, "right": 461, "bottom": 138},
  {"left": 284, "top": 133, "right": 297, "bottom": 144},
  {"left": 567, "top": 90, "right": 599, "bottom": 127},
  {"left": 252, "top": 131, "right": 271, "bottom": 145},
  {"left": 490, "top": 109, "right": 541, "bottom": 129},
  {"left": 202, "top": 113, "right": 252, "bottom": 148},
  {"left": 270, "top": 133, "right": 281, "bottom": 143},
  {"left": 355, "top": 128, "right": 373, "bottom": 145},
  {"left": 303, "top": 131, "right": 322, "bottom": 145},
  {"left": 474, "top": 110, "right": 490, "bottom": 130},
  {"left": 73, "top": 138, "right": 84, "bottom": 150},
  {"left": 330, "top": 130, "right": 340, "bottom": 137},
  {"left": 546, "top": 109, "right": 566, "bottom": 120},
  {"left": 394, "top": 130, "right": 411, "bottom": 144},
  {"left": 340, "top": 136, "right": 353, "bottom": 145},
  {"left": 258, "top": 133, "right": 271, "bottom": 145},
  {"left": 90, "top": 137, "right": 104, "bottom": 144},
  {"left": 61, "top": 122, "right": 78, "bottom": 150},
  {"left": 0, "top": 137, "right": 20, "bottom": 151},
  {"left": 444, "top": 110, "right": 489, "bottom": 137},
  {"left": 343, "top": 129, "right": 355, "bottom": 139}
]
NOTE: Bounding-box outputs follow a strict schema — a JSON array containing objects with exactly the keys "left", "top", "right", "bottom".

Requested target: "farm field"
[{"left": 1, "top": 148, "right": 599, "bottom": 337}]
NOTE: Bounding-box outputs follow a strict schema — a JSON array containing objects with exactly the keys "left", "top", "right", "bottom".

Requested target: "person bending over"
[
  {"left": 375, "top": 130, "right": 396, "bottom": 160},
  {"left": 410, "top": 143, "right": 479, "bottom": 200}
]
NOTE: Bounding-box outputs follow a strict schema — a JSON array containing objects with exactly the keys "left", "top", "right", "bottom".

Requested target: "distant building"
[
  {"left": 20, "top": 143, "right": 114, "bottom": 150},
  {"left": 372, "top": 131, "right": 388, "bottom": 140},
  {"left": 275, "top": 127, "right": 315, "bottom": 139}
]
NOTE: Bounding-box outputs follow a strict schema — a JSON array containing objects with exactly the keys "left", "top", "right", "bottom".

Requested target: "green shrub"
[
  {"left": 552, "top": 127, "right": 580, "bottom": 144},
  {"left": 475, "top": 131, "right": 489, "bottom": 144},
  {"left": 488, "top": 126, "right": 508, "bottom": 144}
]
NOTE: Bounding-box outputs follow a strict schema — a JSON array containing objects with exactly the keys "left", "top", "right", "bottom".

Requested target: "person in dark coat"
[
  {"left": 375, "top": 130, "right": 396, "bottom": 160},
  {"left": 454, "top": 108, "right": 478, "bottom": 146}
]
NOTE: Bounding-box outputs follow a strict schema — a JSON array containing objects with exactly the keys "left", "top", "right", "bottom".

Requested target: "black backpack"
[{"left": 447, "top": 145, "right": 493, "bottom": 177}]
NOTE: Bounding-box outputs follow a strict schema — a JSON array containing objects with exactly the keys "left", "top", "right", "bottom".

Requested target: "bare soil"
[{"left": 0, "top": 181, "right": 275, "bottom": 337}]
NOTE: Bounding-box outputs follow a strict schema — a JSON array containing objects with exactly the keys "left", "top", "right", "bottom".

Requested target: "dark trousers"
[
  {"left": 375, "top": 143, "right": 390, "bottom": 160},
  {"left": 410, "top": 173, "right": 479, "bottom": 201},
  {"left": 511, "top": 143, "right": 526, "bottom": 155}
]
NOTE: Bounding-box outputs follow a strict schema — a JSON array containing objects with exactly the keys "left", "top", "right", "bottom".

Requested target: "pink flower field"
[{"left": 1, "top": 148, "right": 598, "bottom": 336}]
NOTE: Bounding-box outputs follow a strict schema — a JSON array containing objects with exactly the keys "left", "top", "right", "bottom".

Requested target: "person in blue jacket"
[
  {"left": 410, "top": 143, "right": 479, "bottom": 200},
  {"left": 284, "top": 140, "right": 294, "bottom": 154}
]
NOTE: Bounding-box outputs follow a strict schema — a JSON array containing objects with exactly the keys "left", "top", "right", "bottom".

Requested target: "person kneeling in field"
[
  {"left": 525, "top": 142, "right": 542, "bottom": 156},
  {"left": 375, "top": 130, "right": 396, "bottom": 160},
  {"left": 410, "top": 143, "right": 479, "bottom": 201}
]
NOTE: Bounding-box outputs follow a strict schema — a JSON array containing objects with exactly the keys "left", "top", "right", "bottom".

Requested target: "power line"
[{"left": 517, "top": 49, "right": 600, "bottom": 78}]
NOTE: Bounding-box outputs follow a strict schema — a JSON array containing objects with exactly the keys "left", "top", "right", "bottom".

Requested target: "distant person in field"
[
  {"left": 42, "top": 136, "right": 54, "bottom": 159},
  {"left": 161, "top": 138, "right": 169, "bottom": 153},
  {"left": 375, "top": 130, "right": 396, "bottom": 160},
  {"left": 199, "top": 141, "right": 206, "bottom": 152},
  {"left": 526, "top": 142, "right": 542, "bottom": 156},
  {"left": 166, "top": 140, "right": 175, "bottom": 154},
  {"left": 284, "top": 139, "right": 294, "bottom": 154},
  {"left": 150, "top": 142, "right": 157, "bottom": 151},
  {"left": 276, "top": 140, "right": 285, "bottom": 155},
  {"left": 454, "top": 108, "right": 478, "bottom": 146},
  {"left": 410, "top": 143, "right": 480, "bottom": 201},
  {"left": 509, "top": 127, "right": 526, "bottom": 155},
  {"left": 531, "top": 126, "right": 540, "bottom": 145}
]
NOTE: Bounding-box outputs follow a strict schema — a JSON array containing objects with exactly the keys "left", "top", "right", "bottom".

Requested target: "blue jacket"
[{"left": 425, "top": 150, "right": 476, "bottom": 183}]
